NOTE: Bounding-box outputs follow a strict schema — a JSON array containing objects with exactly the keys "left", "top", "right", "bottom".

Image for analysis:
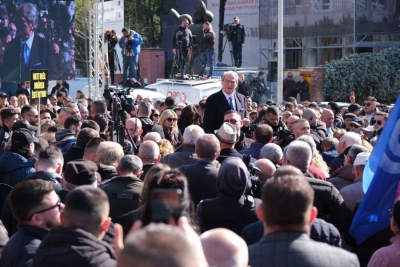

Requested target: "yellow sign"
[{"left": 30, "top": 69, "right": 48, "bottom": 105}]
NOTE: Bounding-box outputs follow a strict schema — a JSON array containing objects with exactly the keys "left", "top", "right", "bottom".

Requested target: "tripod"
[
  {"left": 222, "top": 35, "right": 234, "bottom": 66},
  {"left": 170, "top": 45, "right": 186, "bottom": 79}
]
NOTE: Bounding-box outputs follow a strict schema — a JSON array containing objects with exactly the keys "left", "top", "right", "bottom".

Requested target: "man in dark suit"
[
  {"left": 203, "top": 71, "right": 248, "bottom": 134},
  {"left": 178, "top": 134, "right": 219, "bottom": 206},
  {"left": 248, "top": 167, "right": 359, "bottom": 267},
  {"left": 0, "top": 3, "right": 55, "bottom": 82}
]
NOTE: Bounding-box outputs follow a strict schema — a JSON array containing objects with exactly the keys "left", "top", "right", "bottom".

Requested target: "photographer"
[
  {"left": 119, "top": 27, "right": 143, "bottom": 83},
  {"left": 231, "top": 17, "right": 245, "bottom": 68},
  {"left": 172, "top": 19, "right": 192, "bottom": 78},
  {"left": 199, "top": 22, "right": 215, "bottom": 78},
  {"left": 105, "top": 29, "right": 118, "bottom": 85},
  {"left": 250, "top": 71, "right": 270, "bottom": 104}
]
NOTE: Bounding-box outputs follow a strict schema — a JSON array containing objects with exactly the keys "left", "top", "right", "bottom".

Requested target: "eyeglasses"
[
  {"left": 27, "top": 200, "right": 62, "bottom": 220},
  {"left": 389, "top": 209, "right": 394, "bottom": 217},
  {"left": 224, "top": 119, "right": 239, "bottom": 124},
  {"left": 372, "top": 119, "right": 383, "bottom": 126},
  {"left": 350, "top": 124, "right": 360, "bottom": 128},
  {"left": 167, "top": 118, "right": 177, "bottom": 122}
]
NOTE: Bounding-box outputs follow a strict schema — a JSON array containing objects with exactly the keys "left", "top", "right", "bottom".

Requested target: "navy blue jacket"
[
  {"left": 239, "top": 141, "right": 266, "bottom": 159},
  {"left": 0, "top": 152, "right": 35, "bottom": 215},
  {"left": 0, "top": 224, "right": 48, "bottom": 267},
  {"left": 322, "top": 147, "right": 339, "bottom": 164}
]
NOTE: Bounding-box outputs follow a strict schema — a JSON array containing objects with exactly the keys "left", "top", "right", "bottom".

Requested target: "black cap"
[
  {"left": 12, "top": 120, "right": 38, "bottom": 132},
  {"left": 0, "top": 92, "right": 7, "bottom": 98},
  {"left": 64, "top": 159, "right": 99, "bottom": 186},
  {"left": 266, "top": 100, "right": 275, "bottom": 106},
  {"left": 343, "top": 113, "right": 356, "bottom": 119},
  {"left": 351, "top": 117, "right": 364, "bottom": 127},
  {"left": 348, "top": 103, "right": 361, "bottom": 113},
  {"left": 11, "top": 128, "right": 39, "bottom": 147}
]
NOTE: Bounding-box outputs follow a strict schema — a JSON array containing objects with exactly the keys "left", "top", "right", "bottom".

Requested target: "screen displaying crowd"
[{"left": 0, "top": 0, "right": 75, "bottom": 82}]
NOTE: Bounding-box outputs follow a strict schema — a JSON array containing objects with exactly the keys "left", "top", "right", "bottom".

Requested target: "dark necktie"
[
  {"left": 21, "top": 43, "right": 28, "bottom": 66},
  {"left": 229, "top": 96, "right": 235, "bottom": 111}
]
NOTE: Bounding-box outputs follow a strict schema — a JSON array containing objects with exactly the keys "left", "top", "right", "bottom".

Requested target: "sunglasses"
[
  {"left": 27, "top": 200, "right": 62, "bottom": 220},
  {"left": 372, "top": 119, "right": 382, "bottom": 126},
  {"left": 288, "top": 76, "right": 293, "bottom": 78},
  {"left": 250, "top": 116, "right": 257, "bottom": 120},
  {"left": 153, "top": 114, "right": 160, "bottom": 117},
  {"left": 350, "top": 124, "right": 360, "bottom": 128},
  {"left": 364, "top": 102, "right": 372, "bottom": 107},
  {"left": 224, "top": 119, "right": 239, "bottom": 124},
  {"left": 167, "top": 118, "right": 177, "bottom": 122}
]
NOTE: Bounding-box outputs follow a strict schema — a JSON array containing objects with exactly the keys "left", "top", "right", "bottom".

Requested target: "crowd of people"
[{"left": 0, "top": 70, "right": 398, "bottom": 267}]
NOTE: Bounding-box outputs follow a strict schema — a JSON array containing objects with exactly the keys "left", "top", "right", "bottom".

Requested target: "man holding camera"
[
  {"left": 119, "top": 27, "right": 143, "bottom": 84},
  {"left": 172, "top": 19, "right": 193, "bottom": 78},
  {"left": 105, "top": 29, "right": 118, "bottom": 85},
  {"left": 231, "top": 17, "right": 245, "bottom": 68},
  {"left": 199, "top": 22, "right": 215, "bottom": 78}
]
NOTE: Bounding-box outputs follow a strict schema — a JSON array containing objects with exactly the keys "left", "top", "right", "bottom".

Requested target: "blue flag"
[{"left": 349, "top": 96, "right": 400, "bottom": 244}]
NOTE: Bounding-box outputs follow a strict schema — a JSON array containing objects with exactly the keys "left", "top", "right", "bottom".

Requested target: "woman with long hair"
[
  {"left": 178, "top": 105, "right": 201, "bottom": 134},
  {"left": 159, "top": 109, "right": 182, "bottom": 148},
  {"left": 18, "top": 94, "right": 29, "bottom": 107}
]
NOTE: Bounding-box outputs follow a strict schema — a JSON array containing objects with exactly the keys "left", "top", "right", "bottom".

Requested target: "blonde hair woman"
[
  {"left": 159, "top": 109, "right": 182, "bottom": 148},
  {"left": 18, "top": 94, "right": 29, "bottom": 107}
]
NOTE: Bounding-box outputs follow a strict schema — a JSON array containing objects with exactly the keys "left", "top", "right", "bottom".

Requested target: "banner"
[
  {"left": 30, "top": 69, "right": 48, "bottom": 105},
  {"left": 350, "top": 96, "right": 400, "bottom": 244}
]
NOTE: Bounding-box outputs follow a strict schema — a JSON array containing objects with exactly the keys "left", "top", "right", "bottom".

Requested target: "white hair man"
[
  {"left": 160, "top": 125, "right": 204, "bottom": 168},
  {"left": 96, "top": 141, "right": 124, "bottom": 182},
  {"left": 328, "top": 132, "right": 362, "bottom": 174},
  {"left": 260, "top": 143, "right": 283, "bottom": 166},
  {"left": 137, "top": 140, "right": 161, "bottom": 180}
]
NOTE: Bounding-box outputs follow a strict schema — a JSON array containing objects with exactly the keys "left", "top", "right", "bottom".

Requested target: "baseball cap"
[
  {"left": 362, "top": 125, "right": 374, "bottom": 132},
  {"left": 351, "top": 117, "right": 364, "bottom": 127},
  {"left": 63, "top": 159, "right": 99, "bottom": 186},
  {"left": 233, "top": 16, "right": 239, "bottom": 21},
  {"left": 343, "top": 113, "right": 356, "bottom": 120},
  {"left": 12, "top": 120, "right": 38, "bottom": 132},
  {"left": 0, "top": 92, "right": 7, "bottom": 98},
  {"left": 353, "top": 152, "right": 370, "bottom": 166},
  {"left": 215, "top": 122, "right": 239, "bottom": 144},
  {"left": 11, "top": 128, "right": 39, "bottom": 147}
]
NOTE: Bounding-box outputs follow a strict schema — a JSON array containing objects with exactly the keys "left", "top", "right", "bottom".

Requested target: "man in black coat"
[
  {"left": 137, "top": 102, "right": 165, "bottom": 138},
  {"left": 231, "top": 16, "right": 245, "bottom": 67},
  {"left": 0, "top": 180, "right": 63, "bottom": 267},
  {"left": 294, "top": 74, "right": 309, "bottom": 102},
  {"left": 32, "top": 186, "right": 117, "bottom": 267},
  {"left": 178, "top": 134, "right": 219, "bottom": 206},
  {"left": 203, "top": 71, "right": 248, "bottom": 134},
  {"left": 237, "top": 73, "right": 250, "bottom": 97},
  {"left": 0, "top": 3, "right": 55, "bottom": 82}
]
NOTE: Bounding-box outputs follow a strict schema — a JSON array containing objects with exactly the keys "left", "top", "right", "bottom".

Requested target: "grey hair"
[
  {"left": 143, "top": 132, "right": 162, "bottom": 143},
  {"left": 347, "top": 144, "right": 369, "bottom": 164},
  {"left": 138, "top": 140, "right": 160, "bottom": 162},
  {"left": 118, "top": 155, "right": 143, "bottom": 175},
  {"left": 296, "top": 134, "right": 316, "bottom": 156},
  {"left": 138, "top": 102, "right": 152, "bottom": 116},
  {"left": 19, "top": 3, "right": 38, "bottom": 31},
  {"left": 222, "top": 71, "right": 238, "bottom": 82},
  {"left": 260, "top": 143, "right": 283, "bottom": 165},
  {"left": 183, "top": 125, "right": 204, "bottom": 145},
  {"left": 340, "top": 132, "right": 362, "bottom": 148},
  {"left": 285, "top": 141, "right": 312, "bottom": 171}
]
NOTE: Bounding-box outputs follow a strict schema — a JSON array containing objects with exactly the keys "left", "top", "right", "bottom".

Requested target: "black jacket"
[
  {"left": 97, "top": 163, "right": 118, "bottom": 181},
  {"left": 203, "top": 90, "right": 248, "bottom": 134},
  {"left": 232, "top": 24, "right": 245, "bottom": 45},
  {"left": 294, "top": 80, "right": 309, "bottom": 101},
  {"left": 0, "top": 224, "right": 48, "bottom": 267},
  {"left": 32, "top": 226, "right": 117, "bottom": 267},
  {"left": 217, "top": 148, "right": 256, "bottom": 164},
  {"left": 178, "top": 161, "right": 219, "bottom": 206},
  {"left": 237, "top": 81, "right": 251, "bottom": 97},
  {"left": 172, "top": 26, "right": 192, "bottom": 49},
  {"left": 241, "top": 218, "right": 342, "bottom": 247},
  {"left": 328, "top": 153, "right": 345, "bottom": 174},
  {"left": 139, "top": 117, "right": 165, "bottom": 138},
  {"left": 197, "top": 194, "right": 261, "bottom": 234}
]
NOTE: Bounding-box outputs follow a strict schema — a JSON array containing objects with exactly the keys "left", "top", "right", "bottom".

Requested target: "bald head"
[
  {"left": 254, "top": 159, "right": 276, "bottom": 180},
  {"left": 321, "top": 109, "right": 334, "bottom": 128},
  {"left": 125, "top": 118, "right": 143, "bottom": 139},
  {"left": 200, "top": 228, "right": 248, "bottom": 267},
  {"left": 302, "top": 109, "right": 317, "bottom": 127},
  {"left": 286, "top": 115, "right": 298, "bottom": 131}
]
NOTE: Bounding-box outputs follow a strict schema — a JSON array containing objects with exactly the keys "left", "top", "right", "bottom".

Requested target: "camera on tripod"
[
  {"left": 242, "top": 154, "right": 265, "bottom": 199},
  {"left": 223, "top": 23, "right": 235, "bottom": 41}
]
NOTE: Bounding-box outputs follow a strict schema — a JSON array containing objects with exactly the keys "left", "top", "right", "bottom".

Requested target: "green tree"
[{"left": 324, "top": 47, "right": 400, "bottom": 102}]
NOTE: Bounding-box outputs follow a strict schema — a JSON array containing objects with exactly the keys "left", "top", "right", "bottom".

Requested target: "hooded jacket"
[
  {"left": 196, "top": 157, "right": 261, "bottom": 234},
  {"left": 0, "top": 151, "right": 35, "bottom": 215},
  {"left": 32, "top": 226, "right": 117, "bottom": 267}
]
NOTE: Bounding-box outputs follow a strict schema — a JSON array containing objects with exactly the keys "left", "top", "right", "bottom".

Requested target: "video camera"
[
  {"left": 223, "top": 23, "right": 235, "bottom": 41},
  {"left": 103, "top": 87, "right": 135, "bottom": 113},
  {"left": 242, "top": 154, "right": 265, "bottom": 199}
]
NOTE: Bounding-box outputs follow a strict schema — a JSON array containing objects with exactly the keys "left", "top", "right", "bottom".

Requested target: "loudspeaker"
[{"left": 267, "top": 61, "right": 277, "bottom": 82}]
